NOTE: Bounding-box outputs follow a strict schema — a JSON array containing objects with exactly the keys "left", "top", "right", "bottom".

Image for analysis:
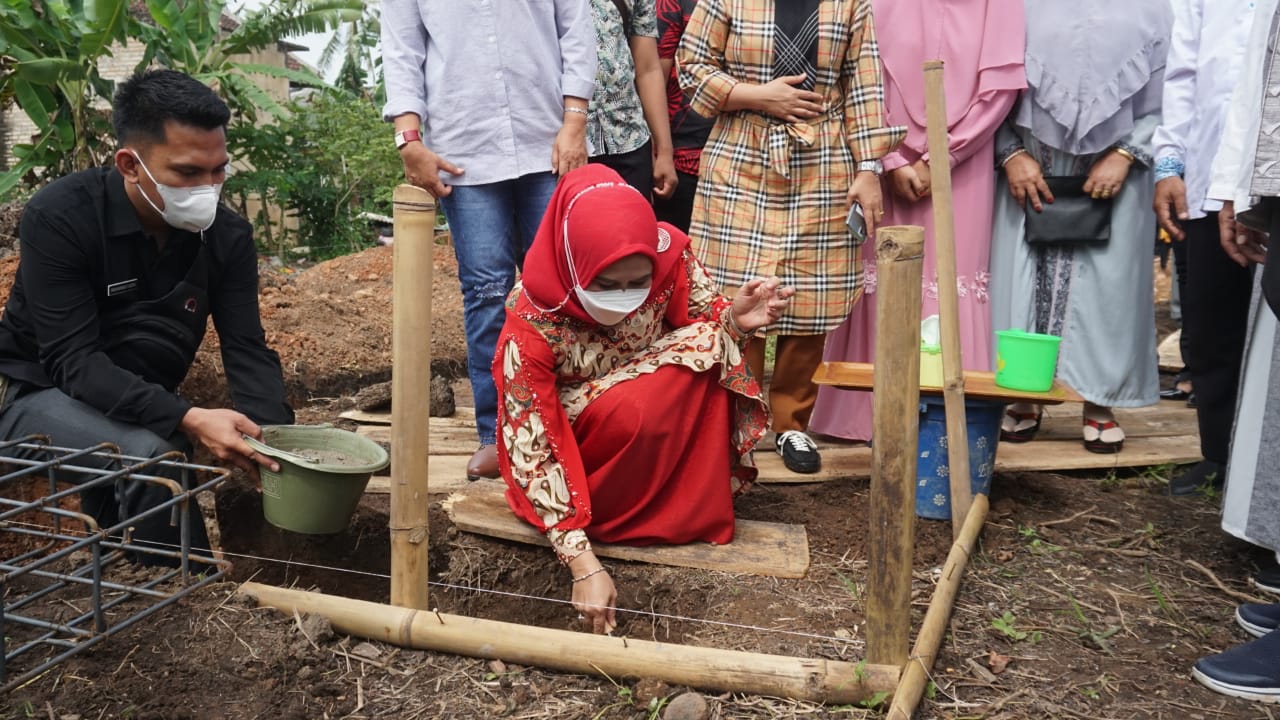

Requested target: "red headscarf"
[{"left": 521, "top": 165, "right": 690, "bottom": 323}]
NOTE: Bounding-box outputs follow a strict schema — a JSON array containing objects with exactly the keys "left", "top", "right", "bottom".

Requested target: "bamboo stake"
[
  {"left": 922, "top": 60, "right": 973, "bottom": 540},
  {"left": 885, "top": 494, "right": 990, "bottom": 720},
  {"left": 390, "top": 184, "right": 435, "bottom": 610},
  {"left": 866, "top": 226, "right": 924, "bottom": 667},
  {"left": 239, "top": 582, "right": 901, "bottom": 704}
]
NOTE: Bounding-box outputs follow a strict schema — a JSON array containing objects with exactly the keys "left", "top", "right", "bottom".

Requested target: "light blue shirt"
[{"left": 381, "top": 0, "right": 598, "bottom": 186}]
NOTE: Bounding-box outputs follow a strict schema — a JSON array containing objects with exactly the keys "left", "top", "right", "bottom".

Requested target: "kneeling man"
[{"left": 0, "top": 69, "right": 294, "bottom": 561}]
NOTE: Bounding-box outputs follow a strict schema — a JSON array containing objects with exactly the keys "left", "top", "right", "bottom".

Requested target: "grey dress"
[{"left": 987, "top": 115, "right": 1161, "bottom": 408}]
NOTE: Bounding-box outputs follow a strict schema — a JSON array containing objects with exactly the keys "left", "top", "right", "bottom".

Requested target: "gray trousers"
[{"left": 0, "top": 380, "right": 211, "bottom": 564}]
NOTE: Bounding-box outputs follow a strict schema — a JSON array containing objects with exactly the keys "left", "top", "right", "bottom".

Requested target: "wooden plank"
[
  {"left": 995, "top": 434, "right": 1202, "bottom": 471},
  {"left": 1032, "top": 405, "right": 1197, "bottom": 441},
  {"left": 341, "top": 407, "right": 475, "bottom": 425},
  {"left": 359, "top": 432, "right": 1202, "bottom": 489},
  {"left": 444, "top": 488, "right": 810, "bottom": 578},
  {"left": 357, "top": 422, "right": 476, "bottom": 456},
  {"left": 1158, "top": 329, "right": 1184, "bottom": 372},
  {"left": 758, "top": 434, "right": 1202, "bottom": 482},
  {"left": 812, "top": 362, "right": 1083, "bottom": 404},
  {"left": 365, "top": 457, "right": 484, "bottom": 495}
]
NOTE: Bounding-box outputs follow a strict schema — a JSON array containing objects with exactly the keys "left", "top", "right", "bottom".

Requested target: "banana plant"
[
  {"left": 0, "top": 0, "right": 134, "bottom": 194},
  {"left": 135, "top": 0, "right": 364, "bottom": 124},
  {"left": 0, "top": 0, "right": 362, "bottom": 197}
]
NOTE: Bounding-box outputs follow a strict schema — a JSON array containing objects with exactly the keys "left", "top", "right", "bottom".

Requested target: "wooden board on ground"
[
  {"left": 342, "top": 407, "right": 474, "bottom": 426},
  {"left": 444, "top": 486, "right": 810, "bottom": 578},
  {"left": 812, "top": 362, "right": 1083, "bottom": 404},
  {"left": 1030, "top": 403, "right": 1197, "bottom": 442},
  {"left": 356, "top": 420, "right": 476, "bottom": 456},
  {"left": 351, "top": 402, "right": 1200, "bottom": 487},
  {"left": 994, "top": 435, "right": 1201, "bottom": 471},
  {"left": 1158, "top": 329, "right": 1184, "bottom": 373},
  {"left": 364, "top": 455, "right": 482, "bottom": 495}
]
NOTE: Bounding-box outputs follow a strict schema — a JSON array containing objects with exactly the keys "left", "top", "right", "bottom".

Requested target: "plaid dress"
[{"left": 677, "top": 0, "right": 904, "bottom": 335}]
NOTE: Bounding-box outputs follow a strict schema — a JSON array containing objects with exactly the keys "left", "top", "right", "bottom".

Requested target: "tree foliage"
[
  {"left": 225, "top": 90, "right": 403, "bottom": 259},
  {"left": 0, "top": 0, "right": 362, "bottom": 196}
]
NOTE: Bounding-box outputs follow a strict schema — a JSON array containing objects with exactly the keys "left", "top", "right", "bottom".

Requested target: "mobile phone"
[{"left": 846, "top": 203, "right": 867, "bottom": 243}]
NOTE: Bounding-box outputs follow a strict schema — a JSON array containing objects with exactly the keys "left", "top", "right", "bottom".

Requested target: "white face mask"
[
  {"left": 574, "top": 287, "right": 649, "bottom": 326},
  {"left": 131, "top": 151, "right": 222, "bottom": 233}
]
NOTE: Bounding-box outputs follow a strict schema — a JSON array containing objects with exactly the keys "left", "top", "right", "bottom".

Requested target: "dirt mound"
[{"left": 180, "top": 241, "right": 468, "bottom": 409}]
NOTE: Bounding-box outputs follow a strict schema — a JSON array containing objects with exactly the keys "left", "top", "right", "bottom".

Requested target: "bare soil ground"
[{"left": 2, "top": 241, "right": 1274, "bottom": 720}]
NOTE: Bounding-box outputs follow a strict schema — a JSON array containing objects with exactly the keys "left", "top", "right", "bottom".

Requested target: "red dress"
[{"left": 494, "top": 249, "right": 768, "bottom": 562}]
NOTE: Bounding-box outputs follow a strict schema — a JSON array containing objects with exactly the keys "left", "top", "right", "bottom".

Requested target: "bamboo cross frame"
[
  {"left": 243, "top": 79, "right": 989, "bottom": 710},
  {"left": 922, "top": 60, "right": 976, "bottom": 538}
]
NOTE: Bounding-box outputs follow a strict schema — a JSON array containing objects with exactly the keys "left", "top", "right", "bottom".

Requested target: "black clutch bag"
[{"left": 1024, "top": 176, "right": 1111, "bottom": 245}]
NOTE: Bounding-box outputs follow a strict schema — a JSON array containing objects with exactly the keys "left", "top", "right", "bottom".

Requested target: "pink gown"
[{"left": 808, "top": 0, "right": 1025, "bottom": 441}]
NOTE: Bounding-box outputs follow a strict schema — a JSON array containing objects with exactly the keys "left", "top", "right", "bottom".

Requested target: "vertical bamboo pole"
[
  {"left": 922, "top": 61, "right": 973, "bottom": 539},
  {"left": 866, "top": 226, "right": 924, "bottom": 668},
  {"left": 885, "top": 494, "right": 990, "bottom": 720},
  {"left": 390, "top": 184, "right": 435, "bottom": 610}
]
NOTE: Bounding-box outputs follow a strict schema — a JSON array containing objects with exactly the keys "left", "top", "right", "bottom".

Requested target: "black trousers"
[
  {"left": 1181, "top": 213, "right": 1254, "bottom": 463},
  {"left": 653, "top": 170, "right": 700, "bottom": 233},
  {"left": 590, "top": 140, "right": 653, "bottom": 200}
]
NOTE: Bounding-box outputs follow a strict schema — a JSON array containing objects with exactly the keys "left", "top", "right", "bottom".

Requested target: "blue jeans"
[{"left": 439, "top": 172, "right": 557, "bottom": 445}]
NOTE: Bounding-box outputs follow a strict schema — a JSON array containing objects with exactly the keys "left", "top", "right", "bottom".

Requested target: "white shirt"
[
  {"left": 1153, "top": 0, "right": 1259, "bottom": 218},
  {"left": 1208, "top": 0, "right": 1280, "bottom": 215}
]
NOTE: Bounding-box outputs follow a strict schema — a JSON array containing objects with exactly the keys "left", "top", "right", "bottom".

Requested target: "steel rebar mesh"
[{"left": 0, "top": 436, "right": 231, "bottom": 691}]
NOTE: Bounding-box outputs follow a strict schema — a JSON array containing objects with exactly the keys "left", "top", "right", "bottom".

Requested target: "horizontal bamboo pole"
[
  {"left": 240, "top": 582, "right": 900, "bottom": 704},
  {"left": 885, "top": 493, "right": 990, "bottom": 720}
]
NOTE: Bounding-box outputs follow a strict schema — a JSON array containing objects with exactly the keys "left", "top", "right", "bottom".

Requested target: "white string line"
[{"left": 1, "top": 518, "right": 864, "bottom": 647}]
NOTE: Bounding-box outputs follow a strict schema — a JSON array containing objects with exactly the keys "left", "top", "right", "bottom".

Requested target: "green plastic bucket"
[
  {"left": 995, "top": 329, "right": 1061, "bottom": 392},
  {"left": 245, "top": 425, "right": 389, "bottom": 534}
]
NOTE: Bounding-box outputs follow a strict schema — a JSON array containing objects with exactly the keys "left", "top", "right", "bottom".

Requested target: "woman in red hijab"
[{"left": 495, "top": 165, "right": 793, "bottom": 634}]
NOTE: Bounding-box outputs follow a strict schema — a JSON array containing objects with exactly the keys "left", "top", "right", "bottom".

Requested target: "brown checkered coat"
[{"left": 677, "top": 0, "right": 904, "bottom": 335}]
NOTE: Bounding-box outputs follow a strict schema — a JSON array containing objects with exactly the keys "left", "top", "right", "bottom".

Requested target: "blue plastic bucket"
[{"left": 916, "top": 398, "right": 1004, "bottom": 520}]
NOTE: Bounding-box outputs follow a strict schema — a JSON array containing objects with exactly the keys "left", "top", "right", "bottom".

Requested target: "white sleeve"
[
  {"left": 380, "top": 0, "right": 430, "bottom": 122},
  {"left": 1152, "top": 0, "right": 1202, "bottom": 164},
  {"left": 1207, "top": 0, "right": 1277, "bottom": 207}
]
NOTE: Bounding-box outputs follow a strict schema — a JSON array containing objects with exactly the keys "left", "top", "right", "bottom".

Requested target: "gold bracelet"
[
  {"left": 1113, "top": 147, "right": 1136, "bottom": 162},
  {"left": 571, "top": 566, "right": 607, "bottom": 583}
]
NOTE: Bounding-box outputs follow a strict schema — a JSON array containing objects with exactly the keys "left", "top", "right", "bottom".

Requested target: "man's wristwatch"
[
  {"left": 395, "top": 129, "right": 422, "bottom": 150},
  {"left": 857, "top": 159, "right": 883, "bottom": 176}
]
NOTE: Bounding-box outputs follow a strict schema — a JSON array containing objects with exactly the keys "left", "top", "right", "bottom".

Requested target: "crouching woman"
[{"left": 494, "top": 165, "right": 792, "bottom": 634}]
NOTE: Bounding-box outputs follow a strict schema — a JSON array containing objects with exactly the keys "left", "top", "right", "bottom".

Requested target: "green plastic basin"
[{"left": 246, "top": 425, "right": 389, "bottom": 535}]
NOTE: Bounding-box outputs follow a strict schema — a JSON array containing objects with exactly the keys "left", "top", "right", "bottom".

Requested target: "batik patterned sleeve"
[
  {"left": 495, "top": 330, "right": 594, "bottom": 563},
  {"left": 841, "top": 0, "right": 906, "bottom": 162},
  {"left": 676, "top": 0, "right": 737, "bottom": 119}
]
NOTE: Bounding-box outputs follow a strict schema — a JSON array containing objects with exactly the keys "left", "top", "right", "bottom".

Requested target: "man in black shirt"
[{"left": 0, "top": 69, "right": 294, "bottom": 562}]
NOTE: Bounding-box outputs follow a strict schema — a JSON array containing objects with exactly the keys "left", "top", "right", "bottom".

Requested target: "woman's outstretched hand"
[
  {"left": 569, "top": 553, "right": 617, "bottom": 634},
  {"left": 731, "top": 277, "right": 796, "bottom": 333}
]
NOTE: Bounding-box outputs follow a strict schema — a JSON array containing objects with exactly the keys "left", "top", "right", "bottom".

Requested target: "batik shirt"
[{"left": 586, "top": 0, "right": 659, "bottom": 157}]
